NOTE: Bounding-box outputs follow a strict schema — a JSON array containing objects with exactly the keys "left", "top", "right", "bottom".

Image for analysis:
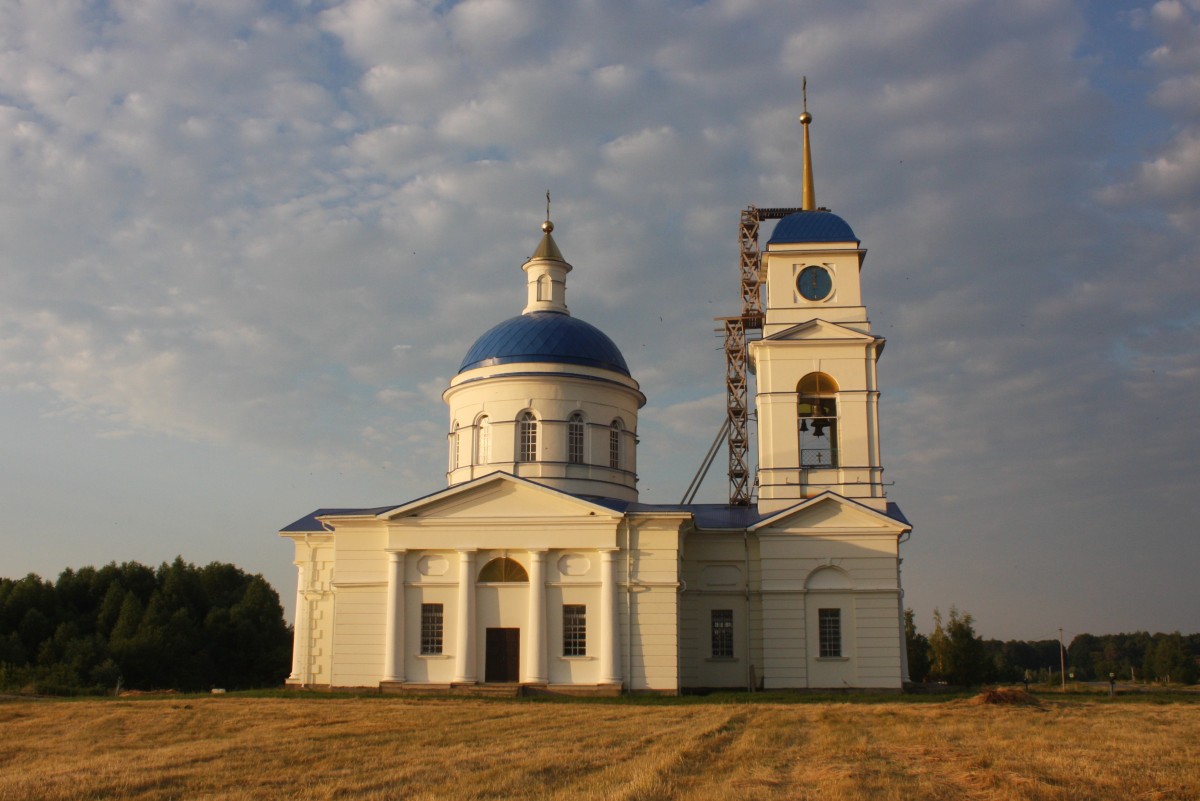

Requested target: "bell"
[
  {"left": 812, "top": 421, "right": 826, "bottom": 438},
  {"left": 799, "top": 419, "right": 809, "bottom": 433}
]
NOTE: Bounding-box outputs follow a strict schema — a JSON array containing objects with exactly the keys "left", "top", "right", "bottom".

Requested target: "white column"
[
  {"left": 453, "top": 549, "right": 477, "bottom": 684},
  {"left": 382, "top": 550, "right": 406, "bottom": 683},
  {"left": 525, "top": 550, "right": 548, "bottom": 684},
  {"left": 599, "top": 549, "right": 622, "bottom": 686},
  {"left": 288, "top": 564, "right": 306, "bottom": 682}
]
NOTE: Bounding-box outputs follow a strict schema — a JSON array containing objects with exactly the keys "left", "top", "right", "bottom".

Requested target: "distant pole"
[{"left": 1059, "top": 628, "right": 1067, "bottom": 690}]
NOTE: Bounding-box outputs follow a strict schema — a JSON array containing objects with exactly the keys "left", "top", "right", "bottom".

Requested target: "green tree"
[
  {"left": 928, "top": 606, "right": 991, "bottom": 686},
  {"left": 904, "top": 609, "right": 931, "bottom": 682},
  {"left": 1146, "top": 633, "right": 1197, "bottom": 685},
  {"left": 1067, "top": 632, "right": 1099, "bottom": 680}
]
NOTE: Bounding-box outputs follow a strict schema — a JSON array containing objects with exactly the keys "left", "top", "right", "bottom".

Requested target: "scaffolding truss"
[{"left": 724, "top": 205, "right": 806, "bottom": 505}]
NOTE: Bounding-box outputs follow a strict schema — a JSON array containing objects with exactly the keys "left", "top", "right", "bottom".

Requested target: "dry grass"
[{"left": 1, "top": 694, "right": 1197, "bottom": 801}]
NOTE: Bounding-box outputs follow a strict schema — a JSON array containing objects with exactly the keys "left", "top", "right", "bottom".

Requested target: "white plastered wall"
[
  {"left": 283, "top": 534, "right": 335, "bottom": 686},
  {"left": 444, "top": 364, "right": 643, "bottom": 501},
  {"left": 751, "top": 331, "right": 885, "bottom": 514},
  {"left": 680, "top": 531, "right": 758, "bottom": 689},
  {"left": 755, "top": 499, "right": 905, "bottom": 690},
  {"left": 622, "top": 515, "right": 684, "bottom": 692},
  {"left": 327, "top": 520, "right": 389, "bottom": 688}
]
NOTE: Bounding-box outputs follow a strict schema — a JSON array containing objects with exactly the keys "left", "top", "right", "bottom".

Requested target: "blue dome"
[
  {"left": 458, "top": 312, "right": 631, "bottom": 376},
  {"left": 767, "top": 211, "right": 857, "bottom": 244}
]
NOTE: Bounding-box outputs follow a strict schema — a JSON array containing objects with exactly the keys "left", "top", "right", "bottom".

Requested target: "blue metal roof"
[
  {"left": 767, "top": 211, "right": 858, "bottom": 244},
  {"left": 282, "top": 497, "right": 908, "bottom": 533},
  {"left": 280, "top": 506, "right": 399, "bottom": 533},
  {"left": 458, "top": 311, "right": 631, "bottom": 376}
]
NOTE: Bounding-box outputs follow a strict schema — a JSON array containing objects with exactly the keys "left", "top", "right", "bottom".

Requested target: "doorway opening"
[{"left": 485, "top": 627, "right": 520, "bottom": 683}]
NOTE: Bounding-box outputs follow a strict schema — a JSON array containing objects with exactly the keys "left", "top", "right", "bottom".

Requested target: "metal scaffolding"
[{"left": 724, "top": 205, "right": 805, "bottom": 505}]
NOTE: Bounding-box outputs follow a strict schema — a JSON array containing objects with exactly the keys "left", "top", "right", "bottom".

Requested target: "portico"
[{"left": 305, "top": 473, "right": 648, "bottom": 694}]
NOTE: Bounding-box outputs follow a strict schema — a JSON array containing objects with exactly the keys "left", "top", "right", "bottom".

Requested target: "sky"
[{"left": 1, "top": 0, "right": 1197, "bottom": 642}]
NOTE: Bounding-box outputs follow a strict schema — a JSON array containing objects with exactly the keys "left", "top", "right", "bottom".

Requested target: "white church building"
[{"left": 280, "top": 113, "right": 911, "bottom": 694}]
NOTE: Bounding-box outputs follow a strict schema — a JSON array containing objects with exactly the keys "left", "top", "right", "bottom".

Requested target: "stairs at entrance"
[{"left": 453, "top": 682, "right": 522, "bottom": 698}]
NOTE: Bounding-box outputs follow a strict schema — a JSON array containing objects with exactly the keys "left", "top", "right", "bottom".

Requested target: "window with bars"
[
  {"left": 421, "top": 603, "right": 444, "bottom": 655},
  {"left": 818, "top": 608, "right": 842, "bottom": 658},
  {"left": 609, "top": 420, "right": 621, "bottom": 469},
  {"left": 568, "top": 413, "right": 585, "bottom": 464},
  {"left": 518, "top": 412, "right": 538, "bottom": 462},
  {"left": 711, "top": 609, "right": 734, "bottom": 658},
  {"left": 563, "top": 604, "right": 586, "bottom": 656}
]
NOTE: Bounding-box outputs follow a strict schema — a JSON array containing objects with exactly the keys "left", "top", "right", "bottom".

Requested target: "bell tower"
[{"left": 748, "top": 100, "right": 888, "bottom": 514}]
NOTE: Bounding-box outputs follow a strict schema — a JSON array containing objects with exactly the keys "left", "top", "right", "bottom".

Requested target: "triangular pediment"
[
  {"left": 378, "top": 472, "right": 623, "bottom": 522},
  {"left": 751, "top": 492, "right": 909, "bottom": 535},
  {"left": 765, "top": 318, "right": 881, "bottom": 343}
]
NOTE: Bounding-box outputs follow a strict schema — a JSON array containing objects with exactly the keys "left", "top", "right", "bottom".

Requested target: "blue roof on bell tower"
[
  {"left": 458, "top": 312, "right": 631, "bottom": 376},
  {"left": 767, "top": 210, "right": 858, "bottom": 244}
]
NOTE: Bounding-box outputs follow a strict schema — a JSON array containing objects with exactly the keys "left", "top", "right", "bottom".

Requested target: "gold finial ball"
[
  {"left": 542, "top": 220, "right": 554, "bottom": 233},
  {"left": 799, "top": 111, "right": 812, "bottom": 124}
]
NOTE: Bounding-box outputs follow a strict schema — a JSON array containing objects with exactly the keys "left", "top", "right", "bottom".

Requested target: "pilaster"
[
  {"left": 526, "top": 549, "right": 548, "bottom": 684},
  {"left": 288, "top": 564, "right": 305, "bottom": 682},
  {"left": 453, "top": 549, "right": 477, "bottom": 684},
  {"left": 382, "top": 550, "right": 406, "bottom": 683},
  {"left": 599, "top": 548, "right": 622, "bottom": 686}
]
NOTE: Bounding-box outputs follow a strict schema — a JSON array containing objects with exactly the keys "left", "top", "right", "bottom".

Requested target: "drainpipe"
[
  {"left": 624, "top": 520, "right": 633, "bottom": 691},
  {"left": 744, "top": 530, "right": 753, "bottom": 692}
]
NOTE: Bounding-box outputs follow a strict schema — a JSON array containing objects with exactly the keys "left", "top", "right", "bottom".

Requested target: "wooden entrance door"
[{"left": 485, "top": 628, "right": 520, "bottom": 683}]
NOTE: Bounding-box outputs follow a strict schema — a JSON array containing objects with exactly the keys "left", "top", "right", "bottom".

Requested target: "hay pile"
[{"left": 969, "top": 687, "right": 1042, "bottom": 706}]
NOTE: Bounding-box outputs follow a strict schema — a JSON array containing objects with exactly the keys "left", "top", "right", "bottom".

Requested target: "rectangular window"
[
  {"left": 421, "top": 603, "right": 444, "bottom": 655},
  {"left": 563, "top": 604, "right": 586, "bottom": 657},
  {"left": 568, "top": 418, "right": 584, "bottom": 464},
  {"left": 818, "top": 608, "right": 841, "bottom": 658},
  {"left": 609, "top": 425, "right": 620, "bottom": 469},
  {"left": 711, "top": 609, "right": 734, "bottom": 658},
  {"left": 518, "top": 414, "right": 537, "bottom": 462}
]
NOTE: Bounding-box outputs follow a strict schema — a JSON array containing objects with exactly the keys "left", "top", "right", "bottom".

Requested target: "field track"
[{"left": 1, "top": 694, "right": 1197, "bottom": 800}]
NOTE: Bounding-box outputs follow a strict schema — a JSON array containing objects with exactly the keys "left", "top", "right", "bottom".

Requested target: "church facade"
[{"left": 280, "top": 121, "right": 911, "bottom": 693}]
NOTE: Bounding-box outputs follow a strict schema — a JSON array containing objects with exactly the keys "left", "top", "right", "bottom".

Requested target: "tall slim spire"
[{"left": 800, "top": 77, "right": 815, "bottom": 211}]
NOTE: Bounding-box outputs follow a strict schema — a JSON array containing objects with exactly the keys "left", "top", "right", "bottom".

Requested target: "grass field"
[{"left": 1, "top": 692, "right": 1197, "bottom": 800}]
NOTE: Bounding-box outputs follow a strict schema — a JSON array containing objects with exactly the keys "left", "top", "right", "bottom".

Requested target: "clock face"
[{"left": 797, "top": 265, "right": 833, "bottom": 301}]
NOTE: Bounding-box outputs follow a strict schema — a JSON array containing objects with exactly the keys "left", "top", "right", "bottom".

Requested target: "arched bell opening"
[{"left": 798, "top": 372, "right": 839, "bottom": 468}]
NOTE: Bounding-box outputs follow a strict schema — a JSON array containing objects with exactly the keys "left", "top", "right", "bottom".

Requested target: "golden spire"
[{"left": 800, "top": 77, "right": 815, "bottom": 211}]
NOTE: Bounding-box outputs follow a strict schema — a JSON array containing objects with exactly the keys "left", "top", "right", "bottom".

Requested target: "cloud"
[
  {"left": 0, "top": 0, "right": 1197, "bottom": 639},
  {"left": 1101, "top": 1, "right": 1200, "bottom": 228}
]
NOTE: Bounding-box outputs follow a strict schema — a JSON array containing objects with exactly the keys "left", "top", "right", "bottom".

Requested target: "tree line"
[
  {"left": 906, "top": 607, "right": 1200, "bottom": 686},
  {"left": 0, "top": 558, "right": 291, "bottom": 694}
]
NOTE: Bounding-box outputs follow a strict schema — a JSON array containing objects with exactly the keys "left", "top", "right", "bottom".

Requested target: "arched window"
[
  {"left": 449, "top": 422, "right": 460, "bottom": 470},
  {"left": 568, "top": 413, "right": 585, "bottom": 464},
  {"left": 537, "top": 274, "right": 551, "bottom": 301},
  {"left": 609, "top": 419, "right": 623, "bottom": 470},
  {"left": 475, "top": 415, "right": 490, "bottom": 465},
  {"left": 517, "top": 411, "right": 538, "bottom": 462},
  {"left": 478, "top": 557, "right": 529, "bottom": 582},
  {"left": 798, "top": 372, "right": 839, "bottom": 467}
]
